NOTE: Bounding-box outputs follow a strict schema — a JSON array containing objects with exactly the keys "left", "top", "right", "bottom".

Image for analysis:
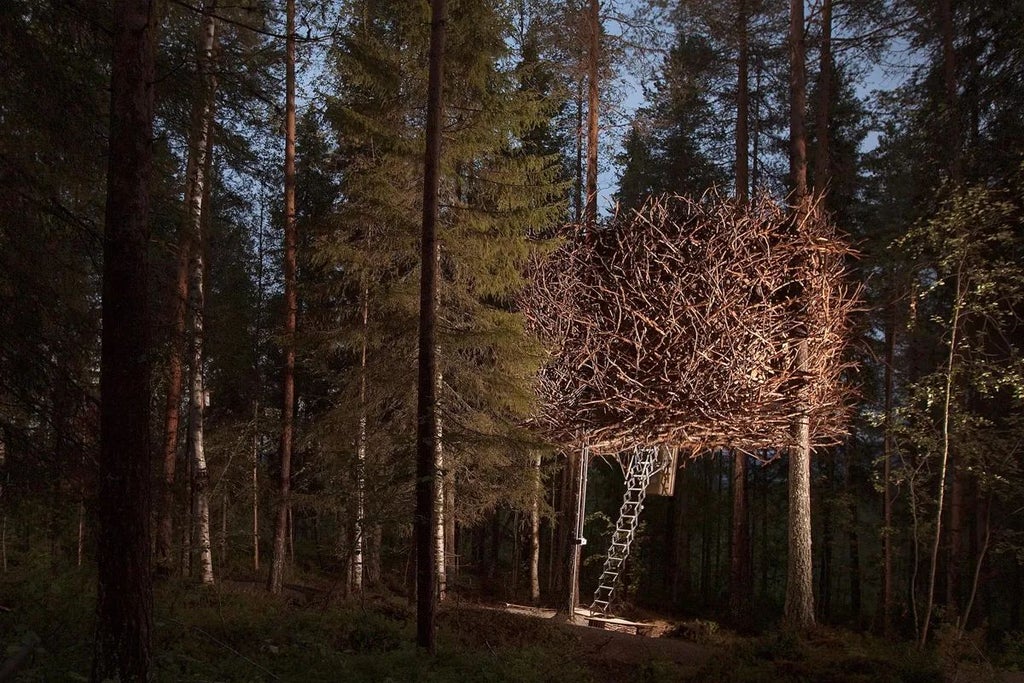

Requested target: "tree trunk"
[
  {"left": 368, "top": 523, "right": 382, "bottom": 586},
  {"left": 789, "top": 0, "right": 808, "bottom": 202},
  {"left": 818, "top": 456, "right": 834, "bottom": 621},
  {"left": 941, "top": 0, "right": 961, "bottom": 184},
  {"left": 584, "top": 0, "right": 600, "bottom": 226},
  {"left": 558, "top": 450, "right": 584, "bottom": 620},
  {"left": 92, "top": 0, "right": 156, "bottom": 677},
  {"left": 187, "top": 8, "right": 218, "bottom": 589},
  {"left": 881, "top": 303, "right": 895, "bottom": 634},
  {"left": 434, "top": 374, "right": 446, "bottom": 601},
  {"left": 735, "top": 0, "right": 749, "bottom": 202},
  {"left": 268, "top": 0, "right": 297, "bottom": 595},
  {"left": 848, "top": 451, "right": 862, "bottom": 621},
  {"left": 813, "top": 0, "right": 831, "bottom": 193},
  {"left": 252, "top": 400, "right": 260, "bottom": 574},
  {"left": 920, "top": 276, "right": 963, "bottom": 646},
  {"left": 784, "top": 0, "right": 814, "bottom": 632},
  {"left": 573, "top": 80, "right": 584, "bottom": 225},
  {"left": 156, "top": 213, "right": 190, "bottom": 578},
  {"left": 670, "top": 461, "right": 690, "bottom": 606},
  {"left": 352, "top": 282, "right": 368, "bottom": 593},
  {"left": 415, "top": 0, "right": 447, "bottom": 652},
  {"left": 530, "top": 452, "right": 542, "bottom": 604},
  {"left": 729, "top": 451, "right": 751, "bottom": 626},
  {"left": 948, "top": 459, "right": 964, "bottom": 610}
]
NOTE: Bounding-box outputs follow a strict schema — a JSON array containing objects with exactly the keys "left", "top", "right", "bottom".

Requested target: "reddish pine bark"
[{"left": 92, "top": 0, "right": 156, "bottom": 678}]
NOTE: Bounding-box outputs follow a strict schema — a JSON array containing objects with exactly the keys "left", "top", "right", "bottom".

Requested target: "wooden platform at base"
[{"left": 575, "top": 608, "right": 654, "bottom": 636}]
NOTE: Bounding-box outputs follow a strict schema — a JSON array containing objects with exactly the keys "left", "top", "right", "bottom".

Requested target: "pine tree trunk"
[
  {"left": 735, "top": 0, "right": 749, "bottom": 202},
  {"left": 530, "top": 451, "right": 542, "bottom": 604},
  {"left": 268, "top": 0, "right": 298, "bottom": 595},
  {"left": 415, "top": 0, "right": 447, "bottom": 652},
  {"left": 92, "top": 0, "right": 155, "bottom": 677},
  {"left": 729, "top": 451, "right": 750, "bottom": 626},
  {"left": 670, "top": 461, "right": 690, "bottom": 606},
  {"left": 848, "top": 449, "right": 862, "bottom": 620},
  {"left": 584, "top": 0, "right": 599, "bottom": 225},
  {"left": 789, "top": 0, "right": 808, "bottom": 201},
  {"left": 814, "top": 0, "right": 831, "bottom": 193},
  {"left": 252, "top": 400, "right": 260, "bottom": 574},
  {"left": 941, "top": 0, "right": 961, "bottom": 183},
  {"left": 558, "top": 450, "right": 584, "bottom": 620},
  {"left": 784, "top": 0, "right": 814, "bottom": 632},
  {"left": 156, "top": 220, "right": 189, "bottom": 578}
]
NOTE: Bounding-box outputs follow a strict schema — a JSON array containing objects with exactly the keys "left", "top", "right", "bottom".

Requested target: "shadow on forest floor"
[{"left": 1, "top": 568, "right": 1022, "bottom": 682}]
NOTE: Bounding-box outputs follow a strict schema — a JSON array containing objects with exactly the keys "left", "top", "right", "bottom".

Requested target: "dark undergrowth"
[{"left": 0, "top": 561, "right": 1007, "bottom": 682}]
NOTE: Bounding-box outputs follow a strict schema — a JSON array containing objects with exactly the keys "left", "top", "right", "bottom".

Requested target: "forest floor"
[{"left": 2, "top": 566, "right": 1022, "bottom": 681}]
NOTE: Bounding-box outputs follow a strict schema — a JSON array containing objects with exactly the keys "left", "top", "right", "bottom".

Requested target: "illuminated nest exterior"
[{"left": 524, "top": 192, "right": 859, "bottom": 456}]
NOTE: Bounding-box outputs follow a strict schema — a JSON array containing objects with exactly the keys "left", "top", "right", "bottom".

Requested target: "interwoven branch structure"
[{"left": 524, "top": 192, "right": 858, "bottom": 456}]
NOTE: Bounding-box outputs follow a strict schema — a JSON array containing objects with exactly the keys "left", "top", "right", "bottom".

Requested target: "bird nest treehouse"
[{"left": 523, "top": 192, "right": 859, "bottom": 614}]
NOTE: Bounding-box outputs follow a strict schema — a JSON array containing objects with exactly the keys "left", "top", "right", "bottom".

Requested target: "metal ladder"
[{"left": 589, "top": 446, "right": 663, "bottom": 615}]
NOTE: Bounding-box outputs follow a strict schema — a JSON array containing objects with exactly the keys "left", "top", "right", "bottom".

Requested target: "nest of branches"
[{"left": 523, "top": 191, "right": 859, "bottom": 455}]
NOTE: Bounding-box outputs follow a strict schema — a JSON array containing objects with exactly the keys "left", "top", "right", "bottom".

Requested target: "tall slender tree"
[
  {"left": 268, "top": 0, "right": 298, "bottom": 595},
  {"left": 92, "top": 0, "right": 156, "bottom": 677},
  {"left": 416, "top": 0, "right": 447, "bottom": 653},
  {"left": 784, "top": 0, "right": 815, "bottom": 632}
]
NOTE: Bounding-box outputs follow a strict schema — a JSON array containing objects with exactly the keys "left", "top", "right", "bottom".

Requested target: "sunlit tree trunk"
[
  {"left": 92, "top": 0, "right": 155, "bottom": 676},
  {"left": 268, "top": 0, "right": 297, "bottom": 595},
  {"left": 186, "top": 7, "right": 219, "bottom": 588},
  {"left": 784, "top": 0, "right": 814, "bottom": 632}
]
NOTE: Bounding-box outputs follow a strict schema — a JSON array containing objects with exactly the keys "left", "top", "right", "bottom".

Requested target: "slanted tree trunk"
[
  {"left": 92, "top": 0, "right": 156, "bottom": 677},
  {"left": 584, "top": 0, "right": 600, "bottom": 225},
  {"left": 268, "top": 0, "right": 298, "bottom": 595},
  {"left": 415, "top": 0, "right": 447, "bottom": 652}
]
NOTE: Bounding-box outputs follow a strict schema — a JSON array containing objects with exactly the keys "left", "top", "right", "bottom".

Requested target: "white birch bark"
[
  {"left": 353, "top": 288, "right": 369, "bottom": 593},
  {"left": 434, "top": 368, "right": 446, "bottom": 601},
  {"left": 186, "top": 6, "right": 218, "bottom": 587}
]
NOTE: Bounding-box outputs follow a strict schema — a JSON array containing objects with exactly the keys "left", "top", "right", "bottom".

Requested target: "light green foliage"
[{"left": 894, "top": 173, "right": 1024, "bottom": 612}]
